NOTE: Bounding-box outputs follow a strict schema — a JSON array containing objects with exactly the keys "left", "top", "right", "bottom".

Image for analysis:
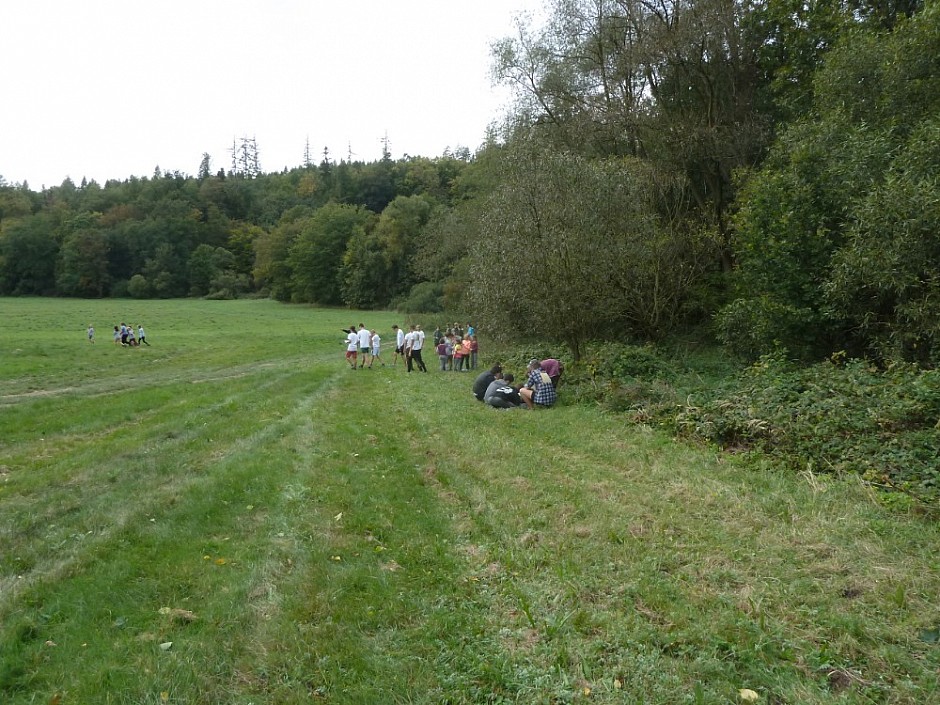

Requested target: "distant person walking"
[
  {"left": 345, "top": 325, "right": 359, "bottom": 369},
  {"left": 357, "top": 324, "right": 372, "bottom": 369},
  {"left": 87, "top": 324, "right": 95, "bottom": 343},
  {"left": 404, "top": 326, "right": 417, "bottom": 372},
  {"left": 369, "top": 330, "right": 383, "bottom": 367},
  {"left": 137, "top": 324, "right": 150, "bottom": 346},
  {"left": 392, "top": 325, "right": 405, "bottom": 366},
  {"left": 411, "top": 325, "right": 428, "bottom": 372}
]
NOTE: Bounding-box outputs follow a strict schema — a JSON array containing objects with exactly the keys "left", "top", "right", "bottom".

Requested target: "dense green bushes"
[
  {"left": 676, "top": 356, "right": 940, "bottom": 506},
  {"left": 724, "top": 4, "right": 940, "bottom": 363},
  {"left": 559, "top": 342, "right": 940, "bottom": 508}
]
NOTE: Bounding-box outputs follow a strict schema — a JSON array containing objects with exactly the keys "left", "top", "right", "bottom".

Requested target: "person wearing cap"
[{"left": 520, "top": 358, "right": 557, "bottom": 409}]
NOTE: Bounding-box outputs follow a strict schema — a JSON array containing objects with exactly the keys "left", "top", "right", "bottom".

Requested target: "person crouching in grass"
[{"left": 519, "top": 358, "right": 557, "bottom": 409}]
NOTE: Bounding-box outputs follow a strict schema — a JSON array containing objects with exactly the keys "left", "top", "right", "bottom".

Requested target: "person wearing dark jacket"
[{"left": 472, "top": 364, "right": 503, "bottom": 401}]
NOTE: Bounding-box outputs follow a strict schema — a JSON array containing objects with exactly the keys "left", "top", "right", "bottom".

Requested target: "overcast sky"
[{"left": 2, "top": 1, "right": 544, "bottom": 189}]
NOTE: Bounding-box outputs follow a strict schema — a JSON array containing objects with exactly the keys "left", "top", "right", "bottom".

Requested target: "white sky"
[{"left": 1, "top": 0, "right": 544, "bottom": 189}]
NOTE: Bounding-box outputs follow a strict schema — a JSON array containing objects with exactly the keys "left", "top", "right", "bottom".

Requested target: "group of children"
[
  {"left": 85, "top": 323, "right": 148, "bottom": 346},
  {"left": 434, "top": 329, "right": 479, "bottom": 372},
  {"left": 432, "top": 325, "right": 479, "bottom": 372},
  {"left": 342, "top": 322, "right": 480, "bottom": 374},
  {"left": 103, "top": 322, "right": 150, "bottom": 347}
]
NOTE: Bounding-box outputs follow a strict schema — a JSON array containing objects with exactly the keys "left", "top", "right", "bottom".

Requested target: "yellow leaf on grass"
[
  {"left": 739, "top": 689, "right": 759, "bottom": 703},
  {"left": 161, "top": 691, "right": 169, "bottom": 702},
  {"left": 215, "top": 558, "right": 227, "bottom": 565},
  {"left": 614, "top": 678, "right": 623, "bottom": 689},
  {"left": 583, "top": 687, "right": 591, "bottom": 696},
  {"left": 159, "top": 607, "right": 197, "bottom": 623}
]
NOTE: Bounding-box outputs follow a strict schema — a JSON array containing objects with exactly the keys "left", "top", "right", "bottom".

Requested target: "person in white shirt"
[
  {"left": 357, "top": 324, "right": 372, "bottom": 369},
  {"left": 392, "top": 325, "right": 405, "bottom": 366},
  {"left": 369, "top": 330, "right": 383, "bottom": 367},
  {"left": 403, "top": 327, "right": 416, "bottom": 372},
  {"left": 345, "top": 325, "right": 359, "bottom": 369},
  {"left": 411, "top": 324, "right": 428, "bottom": 372}
]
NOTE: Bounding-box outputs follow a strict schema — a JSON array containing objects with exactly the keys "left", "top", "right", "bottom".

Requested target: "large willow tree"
[
  {"left": 493, "top": 0, "right": 770, "bottom": 270},
  {"left": 470, "top": 141, "right": 714, "bottom": 359}
]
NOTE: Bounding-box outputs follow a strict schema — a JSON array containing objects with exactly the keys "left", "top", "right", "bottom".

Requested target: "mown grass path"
[{"left": 1, "top": 299, "right": 938, "bottom": 704}]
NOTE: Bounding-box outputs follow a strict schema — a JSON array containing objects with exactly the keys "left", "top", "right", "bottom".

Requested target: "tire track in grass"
[
  {"left": 230, "top": 378, "right": 526, "bottom": 703},
  {"left": 1, "top": 363, "right": 359, "bottom": 703},
  {"left": 0, "top": 362, "right": 332, "bottom": 620}
]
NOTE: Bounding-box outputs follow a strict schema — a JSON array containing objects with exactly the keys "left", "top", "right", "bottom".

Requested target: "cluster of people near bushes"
[
  {"left": 343, "top": 322, "right": 479, "bottom": 374},
  {"left": 343, "top": 322, "right": 563, "bottom": 409},
  {"left": 431, "top": 323, "right": 478, "bottom": 372},
  {"left": 471, "top": 358, "right": 563, "bottom": 410}
]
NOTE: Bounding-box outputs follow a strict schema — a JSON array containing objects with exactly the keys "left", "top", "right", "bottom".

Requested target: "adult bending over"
[{"left": 540, "top": 358, "right": 563, "bottom": 388}]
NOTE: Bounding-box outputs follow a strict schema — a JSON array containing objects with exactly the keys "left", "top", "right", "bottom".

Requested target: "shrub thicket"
[{"left": 557, "top": 343, "right": 940, "bottom": 508}]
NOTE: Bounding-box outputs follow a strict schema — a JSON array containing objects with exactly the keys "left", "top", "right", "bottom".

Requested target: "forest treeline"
[{"left": 1, "top": 0, "right": 938, "bottom": 366}]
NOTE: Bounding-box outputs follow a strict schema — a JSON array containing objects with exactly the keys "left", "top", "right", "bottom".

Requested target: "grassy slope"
[{"left": 0, "top": 299, "right": 937, "bottom": 704}]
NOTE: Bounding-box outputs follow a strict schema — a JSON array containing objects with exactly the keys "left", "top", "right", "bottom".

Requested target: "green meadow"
[{"left": 1, "top": 298, "right": 938, "bottom": 704}]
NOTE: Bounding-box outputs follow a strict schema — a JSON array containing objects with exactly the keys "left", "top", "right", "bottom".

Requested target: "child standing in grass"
[
  {"left": 460, "top": 336, "right": 473, "bottom": 371},
  {"left": 469, "top": 335, "right": 478, "bottom": 370},
  {"left": 453, "top": 336, "right": 465, "bottom": 372},
  {"left": 370, "top": 330, "right": 383, "bottom": 367},
  {"left": 87, "top": 324, "right": 95, "bottom": 343},
  {"left": 437, "top": 337, "right": 448, "bottom": 371}
]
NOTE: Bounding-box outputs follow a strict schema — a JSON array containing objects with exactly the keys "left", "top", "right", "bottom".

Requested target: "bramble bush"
[
  {"left": 546, "top": 341, "right": 940, "bottom": 508},
  {"left": 674, "top": 354, "right": 940, "bottom": 507}
]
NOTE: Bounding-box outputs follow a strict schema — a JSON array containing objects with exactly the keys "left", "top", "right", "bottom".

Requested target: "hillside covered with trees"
[{"left": 1, "top": 0, "right": 937, "bottom": 368}]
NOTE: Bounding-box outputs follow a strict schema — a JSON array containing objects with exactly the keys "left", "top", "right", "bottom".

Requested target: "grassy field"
[{"left": 1, "top": 298, "right": 938, "bottom": 705}]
